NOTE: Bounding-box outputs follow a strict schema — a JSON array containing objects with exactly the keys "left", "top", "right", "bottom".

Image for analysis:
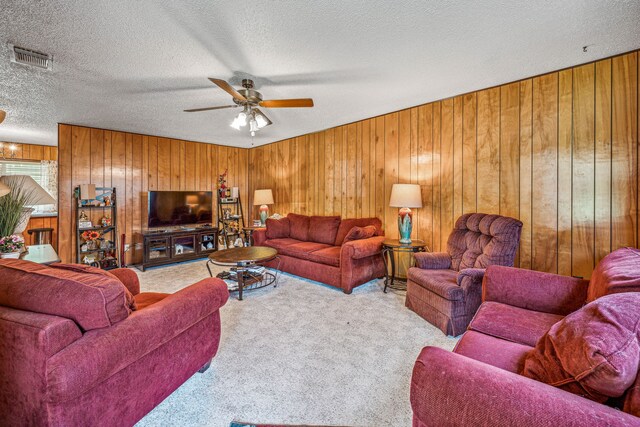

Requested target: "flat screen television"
[{"left": 147, "top": 191, "right": 213, "bottom": 228}]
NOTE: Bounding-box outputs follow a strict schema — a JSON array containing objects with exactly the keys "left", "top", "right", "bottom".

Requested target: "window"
[{"left": 0, "top": 160, "right": 58, "bottom": 214}]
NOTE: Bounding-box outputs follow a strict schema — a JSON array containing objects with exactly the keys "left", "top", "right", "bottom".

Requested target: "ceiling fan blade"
[
  {"left": 208, "top": 78, "right": 246, "bottom": 101},
  {"left": 259, "top": 98, "right": 314, "bottom": 108},
  {"left": 184, "top": 105, "right": 238, "bottom": 113}
]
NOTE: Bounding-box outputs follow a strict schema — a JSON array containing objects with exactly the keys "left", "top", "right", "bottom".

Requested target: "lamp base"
[
  {"left": 398, "top": 207, "right": 413, "bottom": 244},
  {"left": 259, "top": 205, "right": 269, "bottom": 225}
]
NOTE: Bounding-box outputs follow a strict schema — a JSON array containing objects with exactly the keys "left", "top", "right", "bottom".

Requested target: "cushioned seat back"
[
  {"left": 0, "top": 260, "right": 134, "bottom": 331},
  {"left": 288, "top": 213, "right": 311, "bottom": 241},
  {"left": 587, "top": 247, "right": 640, "bottom": 302},
  {"left": 447, "top": 213, "right": 523, "bottom": 271},
  {"left": 308, "top": 216, "right": 341, "bottom": 245}
]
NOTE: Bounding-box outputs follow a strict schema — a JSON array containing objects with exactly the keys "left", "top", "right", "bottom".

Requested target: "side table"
[{"left": 381, "top": 239, "right": 428, "bottom": 293}]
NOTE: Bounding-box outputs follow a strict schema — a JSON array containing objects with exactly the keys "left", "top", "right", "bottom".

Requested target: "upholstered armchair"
[{"left": 405, "top": 213, "right": 522, "bottom": 336}]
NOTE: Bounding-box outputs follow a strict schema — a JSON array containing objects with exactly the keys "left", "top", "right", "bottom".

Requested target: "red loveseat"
[
  {"left": 0, "top": 260, "right": 229, "bottom": 426},
  {"left": 253, "top": 214, "right": 386, "bottom": 293},
  {"left": 410, "top": 247, "right": 640, "bottom": 426}
]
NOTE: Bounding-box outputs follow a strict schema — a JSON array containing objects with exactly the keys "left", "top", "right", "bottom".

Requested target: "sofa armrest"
[
  {"left": 411, "top": 347, "right": 636, "bottom": 427},
  {"left": 253, "top": 228, "right": 267, "bottom": 246},
  {"left": 47, "top": 278, "right": 229, "bottom": 401},
  {"left": 341, "top": 236, "right": 386, "bottom": 260},
  {"left": 414, "top": 252, "right": 451, "bottom": 270},
  {"left": 110, "top": 268, "right": 140, "bottom": 295},
  {"left": 482, "top": 265, "right": 589, "bottom": 315}
]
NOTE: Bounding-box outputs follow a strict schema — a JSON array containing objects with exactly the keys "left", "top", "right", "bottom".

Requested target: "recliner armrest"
[
  {"left": 411, "top": 346, "right": 636, "bottom": 426},
  {"left": 414, "top": 252, "right": 451, "bottom": 270},
  {"left": 482, "top": 265, "right": 589, "bottom": 315}
]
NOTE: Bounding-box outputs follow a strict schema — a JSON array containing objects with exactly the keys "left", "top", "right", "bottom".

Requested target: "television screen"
[{"left": 148, "top": 191, "right": 212, "bottom": 228}]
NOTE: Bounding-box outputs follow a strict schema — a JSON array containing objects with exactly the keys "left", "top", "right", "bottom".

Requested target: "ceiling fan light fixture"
[
  {"left": 230, "top": 117, "right": 242, "bottom": 130},
  {"left": 249, "top": 118, "right": 259, "bottom": 134},
  {"left": 255, "top": 112, "right": 268, "bottom": 129},
  {"left": 237, "top": 111, "right": 248, "bottom": 126}
]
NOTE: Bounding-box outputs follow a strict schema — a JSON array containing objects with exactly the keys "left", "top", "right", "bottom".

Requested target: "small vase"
[{"left": 0, "top": 251, "right": 21, "bottom": 259}]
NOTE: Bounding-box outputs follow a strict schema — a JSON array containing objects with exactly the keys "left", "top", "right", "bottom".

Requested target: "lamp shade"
[
  {"left": 389, "top": 184, "right": 422, "bottom": 208},
  {"left": 0, "top": 175, "right": 56, "bottom": 205},
  {"left": 0, "top": 181, "right": 9, "bottom": 197},
  {"left": 253, "top": 189, "right": 274, "bottom": 206}
]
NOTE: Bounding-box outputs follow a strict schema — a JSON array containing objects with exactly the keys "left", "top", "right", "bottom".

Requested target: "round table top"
[
  {"left": 243, "top": 226, "right": 266, "bottom": 231},
  {"left": 208, "top": 246, "right": 277, "bottom": 266},
  {"left": 382, "top": 239, "right": 427, "bottom": 249}
]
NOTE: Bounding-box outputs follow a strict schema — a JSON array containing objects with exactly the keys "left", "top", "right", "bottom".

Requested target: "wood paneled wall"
[
  {"left": 248, "top": 50, "right": 639, "bottom": 278},
  {"left": 2, "top": 142, "right": 59, "bottom": 248},
  {"left": 57, "top": 125, "right": 248, "bottom": 264}
]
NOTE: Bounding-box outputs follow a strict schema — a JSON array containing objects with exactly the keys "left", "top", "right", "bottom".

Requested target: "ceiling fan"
[{"left": 184, "top": 78, "right": 314, "bottom": 136}]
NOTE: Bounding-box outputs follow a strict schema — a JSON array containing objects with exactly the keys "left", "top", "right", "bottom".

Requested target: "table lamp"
[
  {"left": 389, "top": 183, "right": 422, "bottom": 244},
  {"left": 0, "top": 175, "right": 56, "bottom": 233},
  {"left": 253, "top": 189, "right": 274, "bottom": 225}
]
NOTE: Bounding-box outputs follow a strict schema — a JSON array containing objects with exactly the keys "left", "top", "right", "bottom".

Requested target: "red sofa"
[
  {"left": 410, "top": 247, "right": 640, "bottom": 426},
  {"left": 253, "top": 214, "right": 386, "bottom": 293},
  {"left": 0, "top": 259, "right": 229, "bottom": 426}
]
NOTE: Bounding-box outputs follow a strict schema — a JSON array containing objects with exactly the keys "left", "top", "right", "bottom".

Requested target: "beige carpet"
[{"left": 134, "top": 259, "right": 457, "bottom": 427}]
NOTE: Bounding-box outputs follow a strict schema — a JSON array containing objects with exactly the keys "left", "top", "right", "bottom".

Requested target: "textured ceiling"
[{"left": 0, "top": 1, "right": 639, "bottom": 148}]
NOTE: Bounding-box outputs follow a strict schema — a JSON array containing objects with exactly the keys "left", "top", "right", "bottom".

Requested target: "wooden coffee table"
[{"left": 207, "top": 246, "right": 279, "bottom": 300}]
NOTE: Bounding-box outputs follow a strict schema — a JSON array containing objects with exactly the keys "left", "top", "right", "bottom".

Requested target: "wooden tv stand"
[{"left": 139, "top": 226, "right": 218, "bottom": 271}]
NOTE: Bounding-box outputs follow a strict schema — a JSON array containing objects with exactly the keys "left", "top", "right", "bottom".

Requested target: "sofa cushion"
[
  {"left": 521, "top": 293, "right": 640, "bottom": 403},
  {"left": 454, "top": 330, "right": 532, "bottom": 374},
  {"left": 49, "top": 263, "right": 136, "bottom": 311},
  {"left": 343, "top": 225, "right": 377, "bottom": 243},
  {"left": 0, "top": 259, "right": 133, "bottom": 331},
  {"left": 587, "top": 247, "right": 640, "bottom": 302},
  {"left": 334, "top": 217, "right": 382, "bottom": 246},
  {"left": 278, "top": 242, "right": 332, "bottom": 260},
  {"left": 264, "top": 238, "right": 303, "bottom": 252},
  {"left": 134, "top": 292, "right": 169, "bottom": 310},
  {"left": 308, "top": 216, "right": 341, "bottom": 245},
  {"left": 265, "top": 217, "right": 290, "bottom": 239},
  {"left": 406, "top": 268, "right": 462, "bottom": 300},
  {"left": 469, "top": 302, "right": 564, "bottom": 347},
  {"left": 307, "top": 246, "right": 341, "bottom": 267},
  {"left": 288, "top": 213, "right": 310, "bottom": 241}
]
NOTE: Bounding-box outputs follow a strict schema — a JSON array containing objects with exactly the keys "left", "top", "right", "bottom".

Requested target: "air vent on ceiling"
[{"left": 8, "top": 44, "right": 53, "bottom": 70}]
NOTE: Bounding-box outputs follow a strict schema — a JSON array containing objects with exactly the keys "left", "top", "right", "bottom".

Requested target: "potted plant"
[
  {"left": 0, "top": 176, "right": 39, "bottom": 244},
  {"left": 0, "top": 234, "right": 25, "bottom": 258}
]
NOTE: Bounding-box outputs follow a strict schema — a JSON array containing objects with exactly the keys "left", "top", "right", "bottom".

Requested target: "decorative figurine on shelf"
[
  {"left": 104, "top": 196, "right": 111, "bottom": 206},
  {"left": 78, "top": 210, "right": 92, "bottom": 229},
  {"left": 100, "top": 215, "right": 112, "bottom": 227},
  {"left": 218, "top": 169, "right": 228, "bottom": 198}
]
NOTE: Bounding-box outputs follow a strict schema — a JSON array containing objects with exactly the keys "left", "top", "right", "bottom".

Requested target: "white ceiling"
[{"left": 0, "top": 1, "right": 639, "bottom": 148}]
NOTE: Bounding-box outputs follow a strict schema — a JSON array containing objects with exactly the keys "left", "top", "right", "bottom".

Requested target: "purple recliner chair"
[{"left": 405, "top": 213, "right": 522, "bottom": 336}]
